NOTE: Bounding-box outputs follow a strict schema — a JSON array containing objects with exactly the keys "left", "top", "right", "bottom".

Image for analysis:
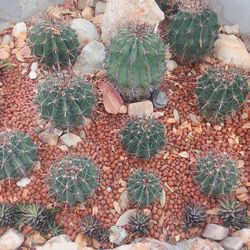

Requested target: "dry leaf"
[
  {"left": 113, "top": 201, "right": 121, "bottom": 214},
  {"left": 193, "top": 125, "right": 202, "bottom": 134},
  {"left": 242, "top": 123, "right": 250, "bottom": 129},
  {"left": 164, "top": 182, "right": 174, "bottom": 192},
  {"left": 175, "top": 234, "right": 181, "bottom": 242},
  {"left": 167, "top": 118, "right": 176, "bottom": 124},
  {"left": 163, "top": 152, "right": 169, "bottom": 160},
  {"left": 173, "top": 109, "right": 179, "bottom": 122},
  {"left": 189, "top": 113, "right": 200, "bottom": 125},
  {"left": 160, "top": 189, "right": 166, "bottom": 208},
  {"left": 178, "top": 151, "right": 189, "bottom": 158},
  {"left": 92, "top": 206, "right": 98, "bottom": 216},
  {"left": 118, "top": 190, "right": 129, "bottom": 210}
]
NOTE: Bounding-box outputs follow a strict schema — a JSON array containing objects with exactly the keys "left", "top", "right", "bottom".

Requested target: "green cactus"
[
  {"left": 29, "top": 22, "right": 79, "bottom": 69},
  {"left": 194, "top": 153, "right": 238, "bottom": 197},
  {"left": 0, "top": 203, "right": 20, "bottom": 227},
  {"left": 121, "top": 117, "right": 166, "bottom": 159},
  {"left": 0, "top": 131, "right": 37, "bottom": 180},
  {"left": 48, "top": 156, "right": 99, "bottom": 205},
  {"left": 195, "top": 68, "right": 249, "bottom": 121},
  {"left": 168, "top": 8, "right": 219, "bottom": 62},
  {"left": 105, "top": 27, "right": 166, "bottom": 101},
  {"left": 128, "top": 212, "right": 151, "bottom": 235},
  {"left": 184, "top": 203, "right": 207, "bottom": 228},
  {"left": 35, "top": 74, "right": 96, "bottom": 128},
  {"left": 127, "top": 170, "right": 163, "bottom": 206},
  {"left": 156, "top": 0, "right": 168, "bottom": 11}
]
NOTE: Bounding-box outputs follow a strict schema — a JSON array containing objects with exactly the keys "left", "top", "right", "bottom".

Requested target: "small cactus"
[
  {"left": 48, "top": 156, "right": 99, "bottom": 205},
  {"left": 127, "top": 170, "right": 163, "bottom": 206},
  {"left": 29, "top": 22, "right": 79, "bottom": 69},
  {"left": 168, "top": 8, "right": 219, "bottom": 62},
  {"left": 184, "top": 203, "right": 207, "bottom": 228},
  {"left": 0, "top": 203, "right": 20, "bottom": 227},
  {"left": 0, "top": 131, "right": 37, "bottom": 180},
  {"left": 105, "top": 27, "right": 166, "bottom": 101},
  {"left": 121, "top": 117, "right": 166, "bottom": 159},
  {"left": 35, "top": 74, "right": 96, "bottom": 128},
  {"left": 194, "top": 153, "right": 238, "bottom": 197},
  {"left": 128, "top": 212, "right": 150, "bottom": 235},
  {"left": 195, "top": 68, "right": 249, "bottom": 121}
]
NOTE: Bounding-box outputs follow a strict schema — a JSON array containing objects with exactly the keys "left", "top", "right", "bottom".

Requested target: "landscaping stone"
[
  {"left": 152, "top": 89, "right": 168, "bottom": 109},
  {"left": 109, "top": 226, "right": 128, "bottom": 245},
  {"left": 189, "top": 237, "right": 224, "bottom": 250},
  {"left": 86, "top": 0, "right": 97, "bottom": 8},
  {"left": 95, "top": 1, "right": 106, "bottom": 15},
  {"left": 0, "top": 229, "right": 24, "bottom": 250},
  {"left": 12, "top": 22, "right": 27, "bottom": 38},
  {"left": 166, "top": 60, "right": 178, "bottom": 72},
  {"left": 242, "top": 34, "right": 250, "bottom": 52},
  {"left": 73, "top": 40, "right": 106, "bottom": 76},
  {"left": 31, "top": 62, "right": 38, "bottom": 72},
  {"left": 29, "top": 70, "right": 37, "bottom": 80},
  {"left": 116, "top": 209, "right": 137, "bottom": 226},
  {"left": 223, "top": 23, "right": 240, "bottom": 35},
  {"left": 81, "top": 7, "right": 94, "bottom": 21},
  {"left": 1, "top": 35, "right": 13, "bottom": 45},
  {"left": 39, "top": 128, "right": 59, "bottom": 146},
  {"left": 202, "top": 224, "right": 229, "bottom": 241},
  {"left": 232, "top": 228, "right": 250, "bottom": 247},
  {"left": 60, "top": 133, "right": 82, "bottom": 148},
  {"left": 92, "top": 14, "right": 103, "bottom": 29},
  {"left": 221, "top": 237, "right": 244, "bottom": 250},
  {"left": 16, "top": 177, "right": 31, "bottom": 187},
  {"left": 77, "top": 0, "right": 87, "bottom": 10},
  {"left": 128, "top": 100, "right": 154, "bottom": 118}
]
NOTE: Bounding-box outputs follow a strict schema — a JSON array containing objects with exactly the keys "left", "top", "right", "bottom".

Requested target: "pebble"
[
  {"left": 81, "top": 7, "right": 94, "bottom": 21},
  {"left": 29, "top": 71, "right": 37, "bottom": 80},
  {"left": 151, "top": 89, "right": 168, "bottom": 109},
  {"left": 202, "top": 224, "right": 229, "bottom": 241},
  {"left": 128, "top": 100, "right": 153, "bottom": 118},
  {"left": 12, "top": 22, "right": 27, "bottom": 38},
  {"left": 166, "top": 59, "right": 178, "bottom": 72},
  {"left": 1, "top": 35, "right": 13, "bottom": 45},
  {"left": 60, "top": 132, "right": 82, "bottom": 148},
  {"left": 109, "top": 226, "right": 128, "bottom": 245},
  {"left": 31, "top": 62, "right": 38, "bottom": 72},
  {"left": 16, "top": 177, "right": 31, "bottom": 187},
  {"left": 221, "top": 237, "right": 244, "bottom": 250}
]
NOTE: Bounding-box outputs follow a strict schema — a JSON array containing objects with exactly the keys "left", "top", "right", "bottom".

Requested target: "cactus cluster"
[
  {"left": 29, "top": 22, "right": 79, "bottom": 69},
  {"left": 194, "top": 153, "right": 238, "bottom": 197},
  {"left": 0, "top": 131, "right": 37, "bottom": 180},
  {"left": 127, "top": 170, "right": 163, "bottom": 206},
  {"left": 169, "top": 8, "right": 219, "bottom": 62},
  {"left": 0, "top": 203, "right": 20, "bottom": 227},
  {"left": 121, "top": 118, "right": 166, "bottom": 159},
  {"left": 184, "top": 203, "right": 207, "bottom": 228},
  {"left": 48, "top": 156, "right": 99, "bottom": 205},
  {"left": 128, "top": 212, "right": 151, "bottom": 235},
  {"left": 105, "top": 27, "right": 166, "bottom": 101},
  {"left": 35, "top": 74, "right": 96, "bottom": 128},
  {"left": 195, "top": 68, "right": 249, "bottom": 121}
]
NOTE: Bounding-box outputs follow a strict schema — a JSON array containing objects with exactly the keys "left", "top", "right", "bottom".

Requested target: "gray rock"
[
  {"left": 16, "top": 177, "right": 31, "bottom": 187},
  {"left": 77, "top": 0, "right": 87, "bottom": 10},
  {"left": 166, "top": 59, "right": 178, "bottom": 72},
  {"left": 109, "top": 226, "right": 128, "bottom": 245},
  {"left": 203, "top": 224, "right": 229, "bottom": 241},
  {"left": 232, "top": 228, "right": 250, "bottom": 246},
  {"left": 95, "top": 1, "right": 106, "bottom": 15},
  {"left": 73, "top": 40, "right": 106, "bottom": 75},
  {"left": 0, "top": 229, "right": 24, "bottom": 250},
  {"left": 116, "top": 209, "right": 137, "bottom": 227},
  {"left": 152, "top": 89, "right": 168, "bottom": 109},
  {"left": 221, "top": 237, "right": 244, "bottom": 250},
  {"left": 128, "top": 100, "right": 154, "bottom": 118},
  {"left": 60, "top": 133, "right": 82, "bottom": 148}
]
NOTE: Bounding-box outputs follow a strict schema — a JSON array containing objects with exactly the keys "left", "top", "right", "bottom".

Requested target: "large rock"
[
  {"left": 101, "top": 0, "right": 164, "bottom": 44},
  {"left": 128, "top": 100, "right": 154, "bottom": 118},
  {"left": 0, "top": 229, "right": 24, "bottom": 250},
  {"left": 213, "top": 34, "right": 250, "bottom": 71},
  {"left": 70, "top": 18, "right": 100, "bottom": 48},
  {"left": 73, "top": 40, "right": 106, "bottom": 75},
  {"left": 221, "top": 237, "right": 244, "bottom": 250},
  {"left": 232, "top": 228, "right": 250, "bottom": 248},
  {"left": 202, "top": 224, "right": 229, "bottom": 241}
]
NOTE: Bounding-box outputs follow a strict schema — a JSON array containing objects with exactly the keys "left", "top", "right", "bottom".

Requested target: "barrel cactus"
[
  {"left": 0, "top": 131, "right": 37, "bottom": 180},
  {"left": 194, "top": 153, "right": 238, "bottom": 197},
  {"left": 195, "top": 68, "right": 249, "bottom": 121},
  {"left": 184, "top": 203, "right": 207, "bottom": 228},
  {"left": 0, "top": 203, "right": 20, "bottom": 227},
  {"left": 127, "top": 170, "right": 163, "bottom": 206},
  {"left": 35, "top": 74, "right": 96, "bottom": 128},
  {"left": 169, "top": 8, "right": 219, "bottom": 62},
  {"left": 105, "top": 27, "right": 166, "bottom": 101},
  {"left": 121, "top": 117, "right": 166, "bottom": 159},
  {"left": 48, "top": 156, "right": 99, "bottom": 205},
  {"left": 29, "top": 22, "right": 79, "bottom": 68},
  {"left": 128, "top": 212, "right": 151, "bottom": 235}
]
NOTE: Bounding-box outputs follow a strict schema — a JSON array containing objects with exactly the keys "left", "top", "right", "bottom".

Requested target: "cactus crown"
[
  {"left": 0, "top": 131, "right": 37, "bottom": 180},
  {"left": 128, "top": 212, "right": 151, "bottom": 235},
  {"left": 195, "top": 68, "right": 249, "bottom": 121},
  {"left": 127, "top": 170, "right": 163, "bottom": 206},
  {"left": 0, "top": 203, "right": 20, "bottom": 227},
  {"left": 194, "top": 153, "right": 238, "bottom": 197},
  {"left": 35, "top": 74, "right": 96, "bottom": 128},
  {"left": 121, "top": 117, "right": 166, "bottom": 159},
  {"left": 105, "top": 27, "right": 166, "bottom": 101},
  {"left": 184, "top": 203, "right": 207, "bottom": 228},
  {"left": 29, "top": 22, "right": 79, "bottom": 69},
  {"left": 48, "top": 156, "right": 99, "bottom": 205},
  {"left": 169, "top": 8, "right": 219, "bottom": 62}
]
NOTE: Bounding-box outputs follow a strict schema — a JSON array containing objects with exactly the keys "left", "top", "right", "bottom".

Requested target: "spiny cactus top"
[
  {"left": 29, "top": 22, "right": 79, "bottom": 69},
  {"left": 184, "top": 203, "right": 207, "bottom": 228},
  {"left": 105, "top": 27, "right": 166, "bottom": 101},
  {"left": 128, "top": 212, "right": 151, "bottom": 235},
  {"left": 48, "top": 156, "right": 99, "bottom": 205},
  {"left": 195, "top": 68, "right": 249, "bottom": 121},
  {"left": 0, "top": 131, "right": 37, "bottom": 180},
  {"left": 127, "top": 170, "right": 163, "bottom": 206},
  {"left": 194, "top": 153, "right": 238, "bottom": 197},
  {"left": 169, "top": 8, "right": 219, "bottom": 62},
  {"left": 0, "top": 203, "right": 20, "bottom": 227},
  {"left": 121, "top": 117, "right": 166, "bottom": 159},
  {"left": 35, "top": 75, "right": 96, "bottom": 128}
]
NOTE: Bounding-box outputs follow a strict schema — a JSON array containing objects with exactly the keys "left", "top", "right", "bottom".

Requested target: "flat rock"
[
  {"left": 0, "top": 228, "right": 24, "bottom": 250},
  {"left": 213, "top": 34, "right": 250, "bottom": 71},
  {"left": 128, "top": 100, "right": 154, "bottom": 118},
  {"left": 60, "top": 133, "right": 82, "bottom": 148},
  {"left": 188, "top": 237, "right": 224, "bottom": 250},
  {"left": 221, "top": 237, "right": 244, "bottom": 250},
  {"left": 95, "top": 1, "right": 106, "bottom": 15},
  {"left": 101, "top": 0, "right": 164, "bottom": 45},
  {"left": 12, "top": 22, "right": 27, "bottom": 38},
  {"left": 232, "top": 228, "right": 250, "bottom": 247},
  {"left": 202, "top": 224, "right": 229, "bottom": 241}
]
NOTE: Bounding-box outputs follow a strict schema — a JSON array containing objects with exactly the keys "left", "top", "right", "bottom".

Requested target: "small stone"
[
  {"left": 116, "top": 209, "right": 137, "bottom": 226},
  {"left": 0, "top": 229, "right": 24, "bottom": 250},
  {"left": 224, "top": 23, "right": 240, "bottom": 36},
  {"left": 39, "top": 128, "right": 59, "bottom": 146},
  {"left": 221, "top": 237, "right": 244, "bottom": 250},
  {"left": 81, "top": 7, "right": 94, "bottom": 21},
  {"left": 12, "top": 22, "right": 27, "bottom": 38},
  {"left": 118, "top": 105, "right": 127, "bottom": 114},
  {"left": 95, "top": 1, "right": 107, "bottom": 15},
  {"left": 202, "top": 224, "right": 229, "bottom": 241},
  {"left": 60, "top": 133, "right": 82, "bottom": 148},
  {"left": 1, "top": 35, "right": 13, "bottom": 45},
  {"left": 31, "top": 62, "right": 38, "bottom": 72},
  {"left": 232, "top": 228, "right": 250, "bottom": 247},
  {"left": 29, "top": 71, "right": 37, "bottom": 80},
  {"left": 16, "top": 177, "right": 31, "bottom": 187},
  {"left": 242, "top": 34, "right": 250, "bottom": 52},
  {"left": 187, "top": 237, "right": 224, "bottom": 250},
  {"left": 34, "top": 126, "right": 42, "bottom": 134},
  {"left": 151, "top": 111, "right": 164, "bottom": 118},
  {"left": 128, "top": 100, "right": 153, "bottom": 118},
  {"left": 77, "top": 0, "right": 87, "bottom": 10},
  {"left": 53, "top": 128, "right": 63, "bottom": 137},
  {"left": 92, "top": 14, "right": 104, "bottom": 29},
  {"left": 86, "top": 0, "right": 97, "bottom": 8},
  {"left": 151, "top": 89, "right": 168, "bottom": 109},
  {"left": 166, "top": 59, "right": 178, "bottom": 72},
  {"left": 109, "top": 226, "right": 128, "bottom": 245}
]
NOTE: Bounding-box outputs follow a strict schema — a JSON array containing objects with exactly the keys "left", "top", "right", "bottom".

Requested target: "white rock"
[
  {"left": 31, "top": 62, "right": 39, "bottom": 72},
  {"left": 224, "top": 23, "right": 240, "bottom": 36},
  {"left": 128, "top": 100, "right": 154, "bottom": 118},
  {"left": 1, "top": 34, "right": 13, "bottom": 45},
  {"left": 109, "top": 226, "right": 128, "bottom": 245},
  {"left": 166, "top": 60, "right": 178, "bottom": 72},
  {"left": 0, "top": 229, "right": 24, "bottom": 250},
  {"left": 12, "top": 22, "right": 27, "bottom": 38},
  {"left": 73, "top": 40, "right": 106, "bottom": 75},
  {"left": 16, "top": 177, "right": 31, "bottom": 187},
  {"left": 232, "top": 228, "right": 250, "bottom": 246},
  {"left": 60, "top": 133, "right": 82, "bottom": 148},
  {"left": 70, "top": 18, "right": 100, "bottom": 48},
  {"left": 221, "top": 237, "right": 244, "bottom": 250},
  {"left": 95, "top": 1, "right": 106, "bottom": 15},
  {"left": 101, "top": 0, "right": 164, "bottom": 45},
  {"left": 202, "top": 224, "right": 229, "bottom": 241},
  {"left": 81, "top": 7, "right": 94, "bottom": 21},
  {"left": 29, "top": 71, "right": 37, "bottom": 80},
  {"left": 213, "top": 34, "right": 250, "bottom": 71},
  {"left": 116, "top": 209, "right": 137, "bottom": 226}
]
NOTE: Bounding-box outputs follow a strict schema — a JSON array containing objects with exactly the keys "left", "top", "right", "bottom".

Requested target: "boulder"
[
  {"left": 202, "top": 224, "right": 229, "bottom": 241},
  {"left": 0, "top": 229, "right": 24, "bottom": 250}
]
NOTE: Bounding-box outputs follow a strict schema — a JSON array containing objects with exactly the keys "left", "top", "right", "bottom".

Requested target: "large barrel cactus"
[
  {"left": 195, "top": 68, "right": 249, "bottom": 121},
  {"left": 105, "top": 27, "right": 166, "bottom": 101},
  {"left": 29, "top": 22, "right": 79, "bottom": 68},
  {"left": 35, "top": 75, "right": 96, "bottom": 128},
  {"left": 0, "top": 131, "right": 37, "bottom": 180},
  {"left": 169, "top": 8, "right": 219, "bottom": 62},
  {"left": 48, "top": 156, "right": 99, "bottom": 205}
]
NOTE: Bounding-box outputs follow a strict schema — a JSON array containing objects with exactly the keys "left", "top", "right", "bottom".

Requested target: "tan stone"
[
  {"left": 92, "top": 14, "right": 103, "bottom": 29},
  {"left": 82, "top": 7, "right": 94, "bottom": 21},
  {"left": 128, "top": 100, "right": 153, "bottom": 118}
]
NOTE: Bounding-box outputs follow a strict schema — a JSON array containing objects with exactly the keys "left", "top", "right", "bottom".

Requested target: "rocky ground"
[{"left": 0, "top": 0, "right": 249, "bottom": 250}]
